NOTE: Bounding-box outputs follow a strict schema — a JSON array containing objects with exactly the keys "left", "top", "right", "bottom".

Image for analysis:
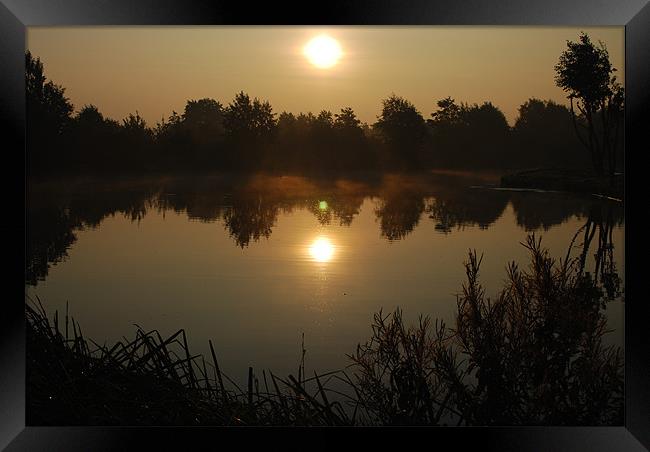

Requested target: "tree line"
[{"left": 26, "top": 33, "right": 623, "bottom": 178}]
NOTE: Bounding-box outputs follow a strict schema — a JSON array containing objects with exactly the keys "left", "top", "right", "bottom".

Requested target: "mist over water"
[{"left": 26, "top": 171, "right": 624, "bottom": 383}]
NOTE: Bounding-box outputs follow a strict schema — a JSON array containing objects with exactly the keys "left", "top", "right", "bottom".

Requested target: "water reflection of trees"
[
  {"left": 510, "top": 191, "right": 594, "bottom": 230},
  {"left": 307, "top": 194, "right": 365, "bottom": 227},
  {"left": 26, "top": 179, "right": 156, "bottom": 284},
  {"left": 222, "top": 197, "right": 279, "bottom": 248},
  {"left": 26, "top": 208, "right": 78, "bottom": 285},
  {"left": 26, "top": 174, "right": 624, "bottom": 284},
  {"left": 373, "top": 174, "right": 437, "bottom": 241},
  {"left": 375, "top": 194, "right": 426, "bottom": 241},
  {"left": 348, "top": 198, "right": 625, "bottom": 427},
  {"left": 426, "top": 189, "right": 509, "bottom": 233},
  {"left": 569, "top": 202, "right": 623, "bottom": 299}
]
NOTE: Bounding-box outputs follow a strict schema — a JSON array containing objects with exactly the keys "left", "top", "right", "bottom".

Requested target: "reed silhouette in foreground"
[
  {"left": 26, "top": 234, "right": 622, "bottom": 425},
  {"left": 350, "top": 235, "right": 622, "bottom": 425},
  {"left": 26, "top": 298, "right": 354, "bottom": 426}
]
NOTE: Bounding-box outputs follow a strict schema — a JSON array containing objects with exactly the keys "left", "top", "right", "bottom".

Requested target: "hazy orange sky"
[{"left": 27, "top": 26, "right": 624, "bottom": 126}]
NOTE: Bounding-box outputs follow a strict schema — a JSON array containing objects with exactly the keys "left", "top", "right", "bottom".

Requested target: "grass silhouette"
[{"left": 26, "top": 234, "right": 622, "bottom": 426}]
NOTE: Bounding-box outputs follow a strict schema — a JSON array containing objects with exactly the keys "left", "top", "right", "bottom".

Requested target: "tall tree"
[
  {"left": 26, "top": 51, "right": 74, "bottom": 173},
  {"left": 428, "top": 98, "right": 511, "bottom": 169},
  {"left": 333, "top": 107, "right": 371, "bottom": 170},
  {"left": 223, "top": 92, "right": 276, "bottom": 167},
  {"left": 374, "top": 94, "right": 427, "bottom": 169},
  {"left": 334, "top": 107, "right": 362, "bottom": 132},
  {"left": 182, "top": 98, "right": 225, "bottom": 166},
  {"left": 554, "top": 33, "right": 624, "bottom": 181},
  {"left": 224, "top": 91, "right": 276, "bottom": 141},
  {"left": 513, "top": 98, "right": 585, "bottom": 169},
  {"left": 183, "top": 98, "right": 224, "bottom": 137}
]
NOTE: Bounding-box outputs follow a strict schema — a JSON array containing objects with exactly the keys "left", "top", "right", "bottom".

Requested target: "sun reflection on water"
[{"left": 308, "top": 236, "right": 335, "bottom": 263}]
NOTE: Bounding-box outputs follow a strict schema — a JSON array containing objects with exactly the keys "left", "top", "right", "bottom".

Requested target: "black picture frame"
[{"left": 1, "top": 0, "right": 649, "bottom": 449}]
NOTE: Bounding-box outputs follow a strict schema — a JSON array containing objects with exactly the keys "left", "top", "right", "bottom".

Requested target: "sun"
[
  {"left": 303, "top": 35, "right": 342, "bottom": 69},
  {"left": 309, "top": 236, "right": 335, "bottom": 262}
]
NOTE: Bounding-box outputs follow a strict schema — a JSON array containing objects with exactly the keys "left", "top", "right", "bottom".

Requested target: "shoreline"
[{"left": 500, "top": 168, "right": 623, "bottom": 200}]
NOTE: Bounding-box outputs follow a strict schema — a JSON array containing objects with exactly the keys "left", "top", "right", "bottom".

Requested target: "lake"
[{"left": 26, "top": 171, "right": 625, "bottom": 386}]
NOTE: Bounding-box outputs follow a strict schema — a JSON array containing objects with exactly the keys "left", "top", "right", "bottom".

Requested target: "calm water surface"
[{"left": 26, "top": 172, "right": 624, "bottom": 384}]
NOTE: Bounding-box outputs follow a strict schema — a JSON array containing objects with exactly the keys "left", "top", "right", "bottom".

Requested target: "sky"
[{"left": 27, "top": 26, "right": 624, "bottom": 126}]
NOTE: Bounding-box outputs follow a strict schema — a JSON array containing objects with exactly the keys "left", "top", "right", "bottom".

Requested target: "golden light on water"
[
  {"left": 309, "top": 236, "right": 335, "bottom": 262},
  {"left": 303, "top": 35, "right": 342, "bottom": 69}
]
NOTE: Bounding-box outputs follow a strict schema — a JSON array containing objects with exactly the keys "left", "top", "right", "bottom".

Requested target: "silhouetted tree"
[
  {"left": 76, "top": 104, "right": 104, "bottom": 126},
  {"left": 555, "top": 33, "right": 624, "bottom": 180},
  {"left": 462, "top": 102, "right": 511, "bottom": 166},
  {"left": 66, "top": 105, "right": 122, "bottom": 171},
  {"left": 26, "top": 51, "right": 74, "bottom": 174},
  {"left": 119, "top": 112, "right": 153, "bottom": 169},
  {"left": 333, "top": 107, "right": 372, "bottom": 169},
  {"left": 26, "top": 45, "right": 623, "bottom": 176},
  {"left": 313, "top": 110, "right": 334, "bottom": 130},
  {"left": 225, "top": 92, "right": 275, "bottom": 139},
  {"left": 224, "top": 92, "right": 276, "bottom": 168},
  {"left": 427, "top": 97, "right": 461, "bottom": 167},
  {"left": 334, "top": 107, "right": 361, "bottom": 131},
  {"left": 429, "top": 97, "right": 462, "bottom": 125},
  {"left": 270, "top": 107, "right": 377, "bottom": 173},
  {"left": 428, "top": 98, "right": 511, "bottom": 169},
  {"left": 183, "top": 99, "right": 224, "bottom": 130},
  {"left": 374, "top": 95, "right": 427, "bottom": 169},
  {"left": 272, "top": 112, "right": 303, "bottom": 171},
  {"left": 311, "top": 110, "right": 336, "bottom": 167},
  {"left": 512, "top": 99, "right": 586, "bottom": 169},
  {"left": 153, "top": 111, "right": 191, "bottom": 169},
  {"left": 181, "top": 98, "right": 225, "bottom": 167},
  {"left": 184, "top": 99, "right": 224, "bottom": 139}
]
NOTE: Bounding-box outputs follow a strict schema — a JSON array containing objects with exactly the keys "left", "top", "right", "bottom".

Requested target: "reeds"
[
  {"left": 348, "top": 234, "right": 623, "bottom": 426},
  {"left": 26, "top": 233, "right": 623, "bottom": 426},
  {"left": 26, "top": 297, "right": 356, "bottom": 425}
]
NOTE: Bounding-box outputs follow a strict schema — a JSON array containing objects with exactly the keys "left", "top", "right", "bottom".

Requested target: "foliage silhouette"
[
  {"left": 27, "top": 233, "right": 623, "bottom": 425},
  {"left": 349, "top": 235, "right": 623, "bottom": 425},
  {"left": 26, "top": 51, "right": 74, "bottom": 175},
  {"left": 24, "top": 35, "right": 625, "bottom": 426},
  {"left": 26, "top": 297, "right": 355, "bottom": 425},
  {"left": 374, "top": 94, "right": 428, "bottom": 170},
  {"left": 512, "top": 99, "right": 586, "bottom": 169},
  {"left": 428, "top": 98, "right": 514, "bottom": 169},
  {"left": 223, "top": 91, "right": 276, "bottom": 169},
  {"left": 26, "top": 46, "right": 621, "bottom": 176},
  {"left": 555, "top": 33, "right": 624, "bottom": 181}
]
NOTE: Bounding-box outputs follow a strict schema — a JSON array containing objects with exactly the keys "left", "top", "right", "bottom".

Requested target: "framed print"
[{"left": 1, "top": 0, "right": 649, "bottom": 450}]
